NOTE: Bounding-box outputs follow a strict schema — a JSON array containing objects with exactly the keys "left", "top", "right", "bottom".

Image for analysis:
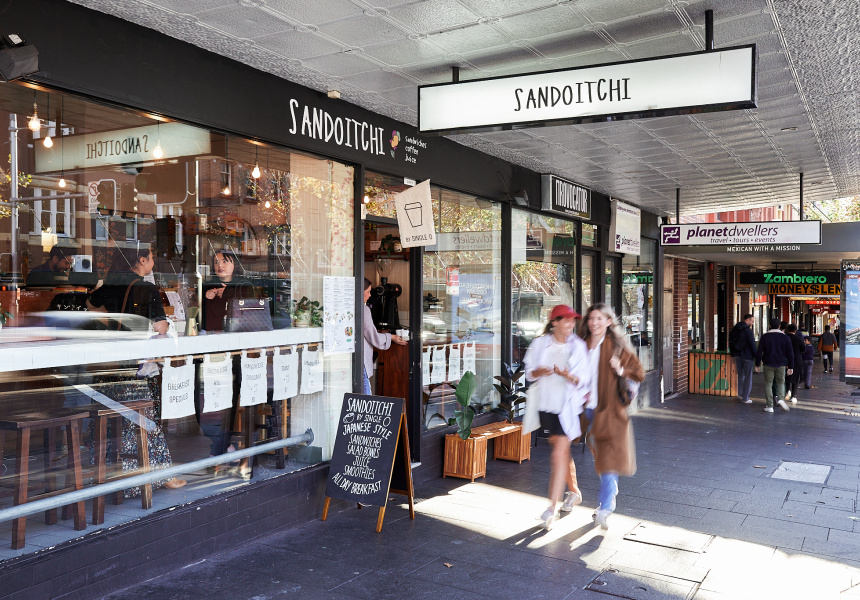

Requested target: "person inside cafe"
[
  {"left": 87, "top": 245, "right": 185, "bottom": 492},
  {"left": 26, "top": 244, "right": 72, "bottom": 286}
]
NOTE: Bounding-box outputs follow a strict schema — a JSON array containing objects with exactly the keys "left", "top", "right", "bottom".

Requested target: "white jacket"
[{"left": 521, "top": 333, "right": 590, "bottom": 440}]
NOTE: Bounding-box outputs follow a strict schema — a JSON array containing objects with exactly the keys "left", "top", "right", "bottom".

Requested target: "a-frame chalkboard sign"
[{"left": 321, "top": 393, "right": 415, "bottom": 532}]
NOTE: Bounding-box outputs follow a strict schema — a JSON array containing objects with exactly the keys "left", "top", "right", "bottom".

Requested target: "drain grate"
[
  {"left": 771, "top": 461, "right": 831, "bottom": 484},
  {"left": 585, "top": 566, "right": 701, "bottom": 599},
  {"left": 623, "top": 523, "right": 714, "bottom": 554}
]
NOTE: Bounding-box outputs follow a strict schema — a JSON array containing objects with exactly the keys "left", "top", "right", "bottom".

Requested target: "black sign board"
[
  {"left": 541, "top": 175, "right": 591, "bottom": 220},
  {"left": 322, "top": 394, "right": 414, "bottom": 532},
  {"left": 739, "top": 271, "right": 840, "bottom": 285}
]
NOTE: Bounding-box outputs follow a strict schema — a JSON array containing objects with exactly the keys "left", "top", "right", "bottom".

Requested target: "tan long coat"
[{"left": 587, "top": 336, "right": 645, "bottom": 476}]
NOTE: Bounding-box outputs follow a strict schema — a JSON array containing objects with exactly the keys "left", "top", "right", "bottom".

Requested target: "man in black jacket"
[
  {"left": 755, "top": 317, "right": 794, "bottom": 413},
  {"left": 729, "top": 313, "right": 756, "bottom": 404}
]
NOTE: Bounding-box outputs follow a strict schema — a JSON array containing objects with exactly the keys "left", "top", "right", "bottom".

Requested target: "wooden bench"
[{"left": 443, "top": 421, "right": 531, "bottom": 481}]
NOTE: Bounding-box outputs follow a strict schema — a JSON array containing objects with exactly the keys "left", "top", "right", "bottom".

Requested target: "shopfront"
[{"left": 0, "top": 1, "right": 665, "bottom": 595}]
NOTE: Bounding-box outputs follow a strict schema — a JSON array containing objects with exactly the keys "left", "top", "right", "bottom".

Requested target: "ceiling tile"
[
  {"left": 255, "top": 30, "right": 343, "bottom": 60},
  {"left": 197, "top": 4, "right": 292, "bottom": 38},
  {"left": 263, "top": 0, "right": 365, "bottom": 24},
  {"left": 431, "top": 24, "right": 511, "bottom": 54},
  {"left": 148, "top": 0, "right": 234, "bottom": 14},
  {"left": 386, "top": 0, "right": 481, "bottom": 33},
  {"left": 497, "top": 4, "right": 587, "bottom": 39},
  {"left": 361, "top": 39, "right": 446, "bottom": 67},
  {"left": 317, "top": 15, "right": 407, "bottom": 47}
]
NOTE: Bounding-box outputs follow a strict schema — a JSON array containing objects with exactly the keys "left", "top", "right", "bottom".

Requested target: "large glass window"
[
  {"left": 0, "top": 83, "right": 353, "bottom": 558},
  {"left": 621, "top": 238, "right": 656, "bottom": 370},
  {"left": 511, "top": 209, "right": 577, "bottom": 366},
  {"left": 422, "top": 188, "right": 502, "bottom": 429}
]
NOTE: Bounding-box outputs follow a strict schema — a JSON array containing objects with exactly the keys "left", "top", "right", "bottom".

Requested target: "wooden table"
[{"left": 443, "top": 421, "right": 531, "bottom": 481}]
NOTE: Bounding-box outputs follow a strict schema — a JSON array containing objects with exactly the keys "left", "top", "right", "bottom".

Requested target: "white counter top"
[{"left": 0, "top": 328, "right": 325, "bottom": 373}]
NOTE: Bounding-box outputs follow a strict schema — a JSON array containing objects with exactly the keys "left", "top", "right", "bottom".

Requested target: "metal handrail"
[{"left": 0, "top": 428, "right": 314, "bottom": 524}]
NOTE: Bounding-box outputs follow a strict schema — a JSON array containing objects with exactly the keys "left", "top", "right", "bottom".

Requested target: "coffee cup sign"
[
  {"left": 394, "top": 179, "right": 435, "bottom": 248},
  {"left": 323, "top": 393, "right": 415, "bottom": 532}
]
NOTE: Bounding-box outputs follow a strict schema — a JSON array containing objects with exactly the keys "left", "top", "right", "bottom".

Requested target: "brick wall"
[{"left": 673, "top": 258, "right": 689, "bottom": 392}]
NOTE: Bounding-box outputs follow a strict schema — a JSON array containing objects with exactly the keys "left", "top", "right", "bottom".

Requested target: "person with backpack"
[
  {"left": 819, "top": 325, "right": 837, "bottom": 373},
  {"left": 755, "top": 317, "right": 794, "bottom": 413},
  {"left": 729, "top": 313, "right": 756, "bottom": 404}
]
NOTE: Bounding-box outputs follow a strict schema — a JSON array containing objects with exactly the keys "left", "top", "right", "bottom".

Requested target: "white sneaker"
[
  {"left": 790, "top": 396, "right": 797, "bottom": 404},
  {"left": 540, "top": 508, "right": 557, "bottom": 530},
  {"left": 777, "top": 399, "right": 790, "bottom": 412},
  {"left": 741, "top": 399, "right": 752, "bottom": 404},
  {"left": 763, "top": 406, "right": 774, "bottom": 413},
  {"left": 594, "top": 509, "right": 611, "bottom": 530},
  {"left": 560, "top": 491, "right": 582, "bottom": 513}
]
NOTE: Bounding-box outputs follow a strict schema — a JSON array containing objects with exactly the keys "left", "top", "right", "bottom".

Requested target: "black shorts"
[{"left": 539, "top": 411, "right": 565, "bottom": 437}]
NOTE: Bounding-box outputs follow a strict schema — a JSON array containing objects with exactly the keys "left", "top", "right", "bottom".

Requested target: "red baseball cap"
[{"left": 549, "top": 304, "right": 580, "bottom": 321}]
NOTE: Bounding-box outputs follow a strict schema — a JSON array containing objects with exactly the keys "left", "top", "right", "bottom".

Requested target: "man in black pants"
[{"left": 819, "top": 325, "right": 837, "bottom": 373}]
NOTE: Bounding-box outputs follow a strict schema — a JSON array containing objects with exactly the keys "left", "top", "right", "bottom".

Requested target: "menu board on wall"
[
  {"left": 322, "top": 394, "right": 414, "bottom": 532},
  {"left": 323, "top": 276, "right": 356, "bottom": 355}
]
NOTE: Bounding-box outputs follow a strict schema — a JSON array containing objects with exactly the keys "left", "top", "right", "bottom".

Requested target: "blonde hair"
[{"left": 578, "top": 303, "right": 634, "bottom": 353}]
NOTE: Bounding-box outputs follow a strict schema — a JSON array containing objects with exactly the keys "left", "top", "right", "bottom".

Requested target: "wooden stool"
[
  {"left": 0, "top": 408, "right": 88, "bottom": 549},
  {"left": 81, "top": 400, "right": 154, "bottom": 525}
]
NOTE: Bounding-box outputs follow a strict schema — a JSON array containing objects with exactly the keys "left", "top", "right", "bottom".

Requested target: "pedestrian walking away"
[
  {"left": 755, "top": 317, "right": 794, "bottom": 413},
  {"left": 729, "top": 313, "right": 756, "bottom": 404},
  {"left": 802, "top": 336, "right": 815, "bottom": 389},
  {"left": 819, "top": 325, "right": 837, "bottom": 373},
  {"left": 522, "top": 304, "right": 590, "bottom": 531},
  {"left": 579, "top": 303, "right": 644, "bottom": 530},
  {"left": 785, "top": 324, "right": 805, "bottom": 403}
]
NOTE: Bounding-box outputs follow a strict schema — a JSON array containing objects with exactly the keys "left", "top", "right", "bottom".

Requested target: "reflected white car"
[{"left": 0, "top": 312, "right": 154, "bottom": 341}]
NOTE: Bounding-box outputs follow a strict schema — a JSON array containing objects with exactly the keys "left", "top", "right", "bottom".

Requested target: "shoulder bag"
[{"left": 613, "top": 346, "right": 640, "bottom": 406}]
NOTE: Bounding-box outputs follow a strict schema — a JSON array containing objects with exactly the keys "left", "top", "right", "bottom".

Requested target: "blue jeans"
[
  {"left": 363, "top": 369, "right": 371, "bottom": 395},
  {"left": 599, "top": 473, "right": 619, "bottom": 512},
  {"left": 734, "top": 357, "right": 754, "bottom": 402}
]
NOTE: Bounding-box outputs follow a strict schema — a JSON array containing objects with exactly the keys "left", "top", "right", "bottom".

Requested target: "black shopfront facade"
[{"left": 0, "top": 2, "right": 663, "bottom": 598}]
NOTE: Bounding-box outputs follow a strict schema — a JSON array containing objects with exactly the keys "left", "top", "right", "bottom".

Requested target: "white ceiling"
[{"left": 67, "top": 0, "right": 858, "bottom": 217}]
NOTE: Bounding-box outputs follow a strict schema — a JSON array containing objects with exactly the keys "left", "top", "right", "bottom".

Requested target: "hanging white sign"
[
  {"left": 462, "top": 342, "right": 477, "bottom": 375},
  {"left": 660, "top": 220, "right": 822, "bottom": 247},
  {"left": 419, "top": 45, "right": 756, "bottom": 134},
  {"left": 612, "top": 201, "right": 641, "bottom": 255},
  {"left": 430, "top": 345, "right": 447, "bottom": 384},
  {"left": 394, "top": 179, "right": 436, "bottom": 248},
  {"left": 300, "top": 348, "right": 324, "bottom": 394},
  {"left": 273, "top": 347, "right": 299, "bottom": 401},
  {"left": 448, "top": 344, "right": 461, "bottom": 381},
  {"left": 34, "top": 122, "right": 212, "bottom": 173},
  {"left": 160, "top": 355, "right": 196, "bottom": 419},
  {"left": 239, "top": 350, "right": 268, "bottom": 407},
  {"left": 422, "top": 346, "right": 431, "bottom": 384},
  {"left": 201, "top": 353, "right": 233, "bottom": 414}
]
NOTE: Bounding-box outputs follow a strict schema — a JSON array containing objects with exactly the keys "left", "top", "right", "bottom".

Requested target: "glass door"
[
  {"left": 581, "top": 251, "right": 597, "bottom": 313},
  {"left": 604, "top": 256, "right": 621, "bottom": 312}
]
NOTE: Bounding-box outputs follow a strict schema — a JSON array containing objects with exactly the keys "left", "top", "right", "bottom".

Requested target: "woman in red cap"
[{"left": 522, "top": 304, "right": 590, "bottom": 530}]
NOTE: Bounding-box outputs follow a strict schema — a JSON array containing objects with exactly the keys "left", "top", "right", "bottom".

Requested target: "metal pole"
[
  {"left": 0, "top": 428, "right": 314, "bottom": 524},
  {"left": 452, "top": 66, "right": 460, "bottom": 83},
  {"left": 676, "top": 188, "right": 680, "bottom": 224},
  {"left": 799, "top": 172, "right": 804, "bottom": 221},
  {"left": 9, "top": 114, "right": 18, "bottom": 288},
  {"left": 705, "top": 10, "right": 715, "bottom": 51}
]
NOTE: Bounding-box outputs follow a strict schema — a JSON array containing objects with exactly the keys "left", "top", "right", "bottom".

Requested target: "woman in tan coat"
[{"left": 579, "top": 303, "right": 644, "bottom": 529}]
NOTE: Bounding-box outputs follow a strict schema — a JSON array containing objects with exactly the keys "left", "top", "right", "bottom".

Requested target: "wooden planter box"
[
  {"left": 443, "top": 421, "right": 529, "bottom": 481},
  {"left": 688, "top": 351, "right": 738, "bottom": 397}
]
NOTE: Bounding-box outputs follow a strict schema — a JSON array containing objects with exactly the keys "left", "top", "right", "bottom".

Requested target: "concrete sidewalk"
[{"left": 105, "top": 366, "right": 860, "bottom": 600}]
